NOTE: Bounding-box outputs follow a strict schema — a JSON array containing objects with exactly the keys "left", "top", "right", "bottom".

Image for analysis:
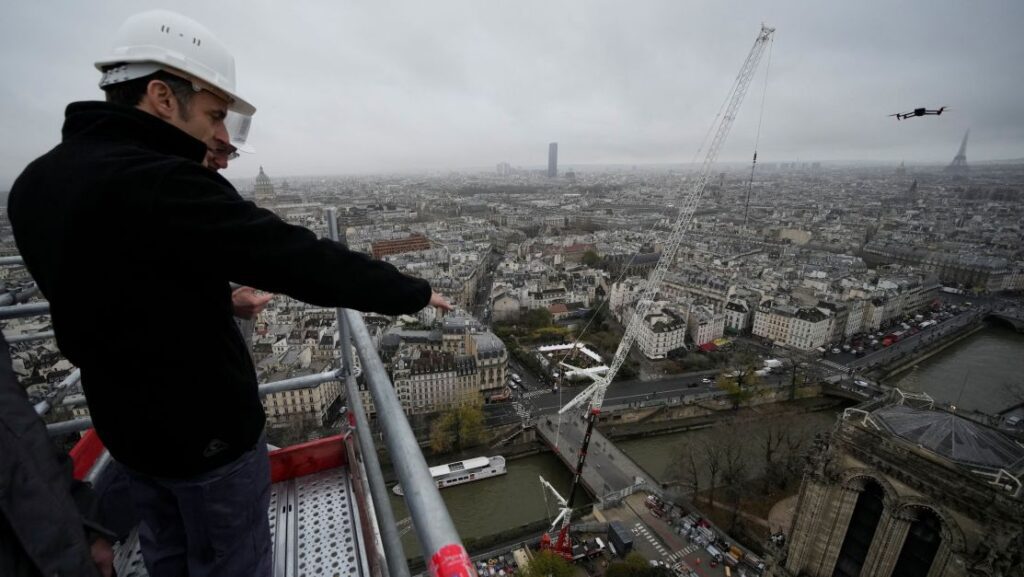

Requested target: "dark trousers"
[{"left": 123, "top": 438, "right": 272, "bottom": 577}]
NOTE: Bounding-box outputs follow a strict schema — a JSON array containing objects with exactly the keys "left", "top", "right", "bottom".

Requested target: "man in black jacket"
[
  {"left": 8, "top": 10, "right": 449, "bottom": 577},
  {"left": 0, "top": 332, "right": 115, "bottom": 577}
]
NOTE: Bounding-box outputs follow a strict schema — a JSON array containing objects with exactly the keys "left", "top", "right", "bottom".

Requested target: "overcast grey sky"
[{"left": 2, "top": 1, "right": 1023, "bottom": 187}]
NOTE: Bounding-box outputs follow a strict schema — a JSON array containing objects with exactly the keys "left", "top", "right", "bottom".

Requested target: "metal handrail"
[
  {"left": 6, "top": 330, "right": 55, "bottom": 344},
  {"left": 0, "top": 283, "right": 40, "bottom": 306},
  {"left": 47, "top": 417, "right": 92, "bottom": 436},
  {"left": 255, "top": 368, "right": 341, "bottom": 395},
  {"left": 35, "top": 369, "right": 82, "bottom": 417},
  {"left": 45, "top": 369, "right": 341, "bottom": 436},
  {"left": 329, "top": 209, "right": 409, "bottom": 577},
  {"left": 0, "top": 301, "right": 50, "bottom": 320},
  {"left": 0, "top": 256, "right": 25, "bottom": 266},
  {"left": 345, "top": 307, "right": 473, "bottom": 575}
]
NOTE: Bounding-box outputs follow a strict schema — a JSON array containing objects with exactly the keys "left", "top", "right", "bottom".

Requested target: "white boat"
[{"left": 393, "top": 455, "right": 506, "bottom": 496}]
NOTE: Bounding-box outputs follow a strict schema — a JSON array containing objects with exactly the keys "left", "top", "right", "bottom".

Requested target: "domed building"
[
  {"left": 254, "top": 165, "right": 275, "bottom": 205},
  {"left": 770, "top": 390, "right": 1024, "bottom": 577}
]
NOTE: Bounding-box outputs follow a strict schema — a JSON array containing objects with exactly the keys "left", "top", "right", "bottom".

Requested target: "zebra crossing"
[
  {"left": 522, "top": 389, "right": 548, "bottom": 399},
  {"left": 819, "top": 359, "right": 845, "bottom": 371},
  {"left": 665, "top": 543, "right": 700, "bottom": 562},
  {"left": 512, "top": 401, "right": 530, "bottom": 420},
  {"left": 632, "top": 522, "right": 668, "bottom": 557}
]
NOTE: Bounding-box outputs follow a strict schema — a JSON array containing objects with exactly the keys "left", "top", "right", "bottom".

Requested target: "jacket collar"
[{"left": 62, "top": 101, "right": 208, "bottom": 163}]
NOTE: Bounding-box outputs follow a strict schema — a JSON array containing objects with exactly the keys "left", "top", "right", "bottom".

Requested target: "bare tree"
[
  {"left": 1004, "top": 380, "right": 1024, "bottom": 404},
  {"left": 720, "top": 420, "right": 750, "bottom": 531},
  {"left": 762, "top": 424, "right": 787, "bottom": 495},
  {"left": 703, "top": 438, "right": 723, "bottom": 508},
  {"left": 779, "top": 423, "right": 812, "bottom": 488},
  {"left": 672, "top": 447, "right": 702, "bottom": 501}
]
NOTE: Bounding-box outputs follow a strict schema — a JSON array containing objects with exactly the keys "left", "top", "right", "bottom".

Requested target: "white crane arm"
[{"left": 560, "top": 25, "right": 775, "bottom": 416}]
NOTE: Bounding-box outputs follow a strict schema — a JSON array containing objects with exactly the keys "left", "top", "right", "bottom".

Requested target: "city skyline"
[{"left": 2, "top": 1, "right": 1023, "bottom": 188}]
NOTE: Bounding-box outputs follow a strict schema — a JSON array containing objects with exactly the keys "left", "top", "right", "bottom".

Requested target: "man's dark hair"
[{"left": 102, "top": 69, "right": 196, "bottom": 119}]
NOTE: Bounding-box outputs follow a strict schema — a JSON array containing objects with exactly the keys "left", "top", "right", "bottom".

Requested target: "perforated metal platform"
[
  {"left": 272, "top": 466, "right": 368, "bottom": 577},
  {"left": 114, "top": 466, "right": 368, "bottom": 577}
]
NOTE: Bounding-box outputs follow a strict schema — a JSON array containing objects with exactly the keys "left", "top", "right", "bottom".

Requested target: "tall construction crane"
[
  {"left": 537, "top": 475, "right": 574, "bottom": 560},
  {"left": 552, "top": 23, "right": 776, "bottom": 536}
]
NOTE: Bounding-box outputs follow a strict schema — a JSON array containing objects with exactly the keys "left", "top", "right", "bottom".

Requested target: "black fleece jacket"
[{"left": 9, "top": 102, "right": 431, "bottom": 477}]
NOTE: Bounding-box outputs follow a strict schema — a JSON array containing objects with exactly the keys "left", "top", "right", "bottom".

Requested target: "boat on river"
[{"left": 393, "top": 455, "right": 506, "bottom": 496}]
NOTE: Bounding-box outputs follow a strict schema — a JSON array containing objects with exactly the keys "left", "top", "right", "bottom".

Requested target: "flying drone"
[{"left": 889, "top": 106, "right": 948, "bottom": 121}]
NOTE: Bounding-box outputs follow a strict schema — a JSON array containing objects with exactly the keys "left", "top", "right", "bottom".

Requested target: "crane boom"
[{"left": 559, "top": 24, "right": 775, "bottom": 417}]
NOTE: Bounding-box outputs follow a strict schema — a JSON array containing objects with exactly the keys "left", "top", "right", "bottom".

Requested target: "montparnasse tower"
[{"left": 254, "top": 166, "right": 275, "bottom": 205}]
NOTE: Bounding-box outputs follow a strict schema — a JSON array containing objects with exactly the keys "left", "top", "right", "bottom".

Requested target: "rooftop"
[{"left": 872, "top": 404, "right": 1024, "bottom": 472}]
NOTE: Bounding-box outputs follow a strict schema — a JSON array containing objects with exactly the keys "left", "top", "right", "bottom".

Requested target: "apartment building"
[
  {"left": 390, "top": 349, "right": 479, "bottom": 415},
  {"left": 724, "top": 300, "right": 753, "bottom": 333},
  {"left": 687, "top": 305, "right": 725, "bottom": 347},
  {"left": 753, "top": 303, "right": 832, "bottom": 351},
  {"left": 637, "top": 308, "right": 688, "bottom": 359}
]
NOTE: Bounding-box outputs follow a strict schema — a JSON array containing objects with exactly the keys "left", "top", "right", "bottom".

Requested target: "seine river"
[
  {"left": 899, "top": 324, "right": 1024, "bottom": 414},
  {"left": 395, "top": 324, "right": 1024, "bottom": 559},
  {"left": 391, "top": 451, "right": 588, "bottom": 559}
]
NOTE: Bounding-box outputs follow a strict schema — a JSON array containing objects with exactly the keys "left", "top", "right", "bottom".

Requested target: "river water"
[
  {"left": 391, "top": 451, "right": 589, "bottom": 559},
  {"left": 618, "top": 410, "right": 841, "bottom": 486},
  {"left": 895, "top": 325, "right": 1024, "bottom": 414},
  {"left": 398, "top": 324, "right": 1024, "bottom": 555}
]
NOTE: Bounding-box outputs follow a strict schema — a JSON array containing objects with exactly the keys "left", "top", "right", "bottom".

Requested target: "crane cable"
[{"left": 743, "top": 35, "right": 774, "bottom": 229}]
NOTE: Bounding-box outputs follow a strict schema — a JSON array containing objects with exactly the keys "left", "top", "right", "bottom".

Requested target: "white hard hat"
[
  {"left": 95, "top": 10, "right": 255, "bottom": 115},
  {"left": 225, "top": 111, "right": 255, "bottom": 154}
]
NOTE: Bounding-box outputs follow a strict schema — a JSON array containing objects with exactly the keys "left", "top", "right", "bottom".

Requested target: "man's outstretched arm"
[{"left": 155, "top": 166, "right": 447, "bottom": 315}]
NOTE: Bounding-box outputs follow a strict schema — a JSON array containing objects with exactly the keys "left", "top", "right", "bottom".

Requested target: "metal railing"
[
  {"left": 328, "top": 212, "right": 412, "bottom": 577},
  {"left": 0, "top": 301, "right": 50, "bottom": 320},
  {"left": 7, "top": 330, "right": 55, "bottom": 344},
  {"left": 0, "top": 255, "right": 48, "bottom": 321},
  {"left": 0, "top": 256, "right": 26, "bottom": 266},
  {"left": 43, "top": 369, "right": 344, "bottom": 436},
  {"left": 327, "top": 208, "right": 474, "bottom": 577},
  {"left": 6, "top": 233, "right": 474, "bottom": 577}
]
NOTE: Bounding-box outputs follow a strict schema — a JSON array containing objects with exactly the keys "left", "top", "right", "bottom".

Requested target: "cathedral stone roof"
[{"left": 873, "top": 404, "right": 1024, "bottom": 472}]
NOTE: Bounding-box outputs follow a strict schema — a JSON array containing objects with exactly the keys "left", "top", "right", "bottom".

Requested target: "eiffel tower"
[{"left": 946, "top": 129, "right": 969, "bottom": 176}]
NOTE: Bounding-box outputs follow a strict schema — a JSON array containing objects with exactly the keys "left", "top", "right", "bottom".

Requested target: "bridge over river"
[
  {"left": 989, "top": 306, "right": 1024, "bottom": 332},
  {"left": 535, "top": 413, "right": 660, "bottom": 501}
]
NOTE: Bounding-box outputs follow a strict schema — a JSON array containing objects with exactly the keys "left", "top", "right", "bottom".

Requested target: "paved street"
[
  {"left": 485, "top": 368, "right": 794, "bottom": 428},
  {"left": 598, "top": 494, "right": 735, "bottom": 577},
  {"left": 483, "top": 299, "right": 1006, "bottom": 429},
  {"left": 531, "top": 373, "right": 789, "bottom": 413},
  {"left": 843, "top": 306, "right": 990, "bottom": 370}
]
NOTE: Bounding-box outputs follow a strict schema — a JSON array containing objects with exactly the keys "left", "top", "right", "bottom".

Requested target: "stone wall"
[{"left": 772, "top": 416, "right": 1024, "bottom": 577}]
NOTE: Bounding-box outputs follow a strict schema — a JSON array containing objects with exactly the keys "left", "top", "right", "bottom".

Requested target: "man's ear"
[{"left": 142, "top": 79, "right": 179, "bottom": 121}]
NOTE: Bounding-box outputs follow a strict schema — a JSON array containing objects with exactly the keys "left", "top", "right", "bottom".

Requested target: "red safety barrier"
[
  {"left": 71, "top": 429, "right": 347, "bottom": 484},
  {"left": 69, "top": 429, "right": 105, "bottom": 481},
  {"left": 269, "top": 434, "right": 347, "bottom": 483},
  {"left": 428, "top": 543, "right": 478, "bottom": 577}
]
